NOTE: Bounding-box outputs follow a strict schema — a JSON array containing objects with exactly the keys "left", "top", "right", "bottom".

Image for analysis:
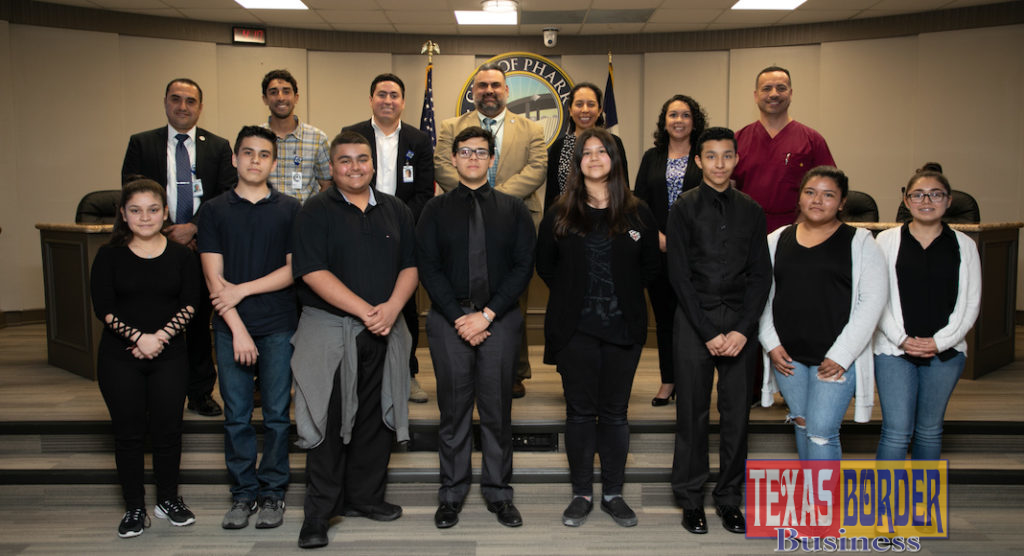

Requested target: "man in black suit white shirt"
[
  {"left": 343, "top": 73, "right": 435, "bottom": 403},
  {"left": 121, "top": 77, "right": 236, "bottom": 417}
]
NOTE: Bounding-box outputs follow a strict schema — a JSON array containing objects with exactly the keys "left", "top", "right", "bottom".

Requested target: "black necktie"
[{"left": 467, "top": 191, "right": 490, "bottom": 309}]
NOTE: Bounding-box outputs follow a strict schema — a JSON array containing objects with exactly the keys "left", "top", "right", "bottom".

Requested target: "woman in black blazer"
[
  {"left": 632, "top": 94, "right": 708, "bottom": 405},
  {"left": 544, "top": 82, "right": 628, "bottom": 212},
  {"left": 537, "top": 128, "right": 660, "bottom": 528}
]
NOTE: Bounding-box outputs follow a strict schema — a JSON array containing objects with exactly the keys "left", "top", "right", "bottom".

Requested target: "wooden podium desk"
[
  {"left": 851, "top": 222, "right": 1022, "bottom": 379},
  {"left": 36, "top": 223, "right": 112, "bottom": 380}
]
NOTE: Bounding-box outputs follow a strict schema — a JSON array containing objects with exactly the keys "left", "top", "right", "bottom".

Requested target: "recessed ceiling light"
[
  {"left": 235, "top": 0, "right": 309, "bottom": 9},
  {"left": 456, "top": 0, "right": 518, "bottom": 25},
  {"left": 731, "top": 0, "right": 807, "bottom": 9}
]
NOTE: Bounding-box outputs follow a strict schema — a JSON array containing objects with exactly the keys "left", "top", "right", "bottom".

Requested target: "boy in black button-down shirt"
[{"left": 666, "top": 127, "right": 772, "bottom": 536}]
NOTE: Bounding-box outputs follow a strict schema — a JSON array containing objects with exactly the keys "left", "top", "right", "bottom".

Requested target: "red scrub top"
[{"left": 733, "top": 120, "right": 835, "bottom": 232}]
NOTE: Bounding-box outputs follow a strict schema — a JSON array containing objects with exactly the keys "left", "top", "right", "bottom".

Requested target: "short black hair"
[
  {"left": 262, "top": 69, "right": 298, "bottom": 96},
  {"left": 801, "top": 166, "right": 849, "bottom": 199},
  {"left": 452, "top": 126, "right": 494, "bottom": 156},
  {"left": 165, "top": 78, "right": 202, "bottom": 102},
  {"left": 695, "top": 127, "right": 736, "bottom": 155},
  {"left": 329, "top": 130, "right": 371, "bottom": 154},
  {"left": 234, "top": 125, "right": 278, "bottom": 160},
  {"left": 756, "top": 65, "right": 791, "bottom": 88},
  {"left": 474, "top": 62, "right": 506, "bottom": 81},
  {"left": 370, "top": 73, "right": 405, "bottom": 97}
]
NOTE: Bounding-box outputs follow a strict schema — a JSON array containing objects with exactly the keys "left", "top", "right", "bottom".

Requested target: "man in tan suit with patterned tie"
[{"left": 434, "top": 62, "right": 547, "bottom": 397}]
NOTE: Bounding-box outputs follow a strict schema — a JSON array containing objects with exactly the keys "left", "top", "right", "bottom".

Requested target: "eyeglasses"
[
  {"left": 906, "top": 190, "right": 949, "bottom": 203},
  {"left": 456, "top": 148, "right": 491, "bottom": 160}
]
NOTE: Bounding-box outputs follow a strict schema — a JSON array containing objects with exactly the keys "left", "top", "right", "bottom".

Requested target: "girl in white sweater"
[
  {"left": 873, "top": 170, "right": 981, "bottom": 460},
  {"left": 759, "top": 166, "right": 887, "bottom": 460}
]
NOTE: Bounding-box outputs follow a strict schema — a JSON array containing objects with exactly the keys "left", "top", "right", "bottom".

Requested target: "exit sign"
[{"left": 233, "top": 27, "right": 266, "bottom": 45}]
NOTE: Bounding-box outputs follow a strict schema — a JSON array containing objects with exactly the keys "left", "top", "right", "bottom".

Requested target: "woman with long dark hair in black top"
[
  {"left": 633, "top": 94, "right": 708, "bottom": 406},
  {"left": 537, "top": 128, "right": 660, "bottom": 528},
  {"left": 90, "top": 178, "right": 199, "bottom": 538}
]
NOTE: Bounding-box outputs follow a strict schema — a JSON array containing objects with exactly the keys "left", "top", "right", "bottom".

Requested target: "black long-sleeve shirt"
[
  {"left": 666, "top": 182, "right": 772, "bottom": 342},
  {"left": 417, "top": 183, "right": 535, "bottom": 324}
]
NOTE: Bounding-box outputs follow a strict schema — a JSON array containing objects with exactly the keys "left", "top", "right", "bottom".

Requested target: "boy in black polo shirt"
[
  {"left": 198, "top": 126, "right": 301, "bottom": 530},
  {"left": 290, "top": 131, "right": 418, "bottom": 550}
]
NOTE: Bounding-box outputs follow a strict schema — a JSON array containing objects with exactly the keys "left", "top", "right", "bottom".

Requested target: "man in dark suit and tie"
[
  {"left": 343, "top": 73, "right": 435, "bottom": 404},
  {"left": 121, "top": 77, "right": 236, "bottom": 417}
]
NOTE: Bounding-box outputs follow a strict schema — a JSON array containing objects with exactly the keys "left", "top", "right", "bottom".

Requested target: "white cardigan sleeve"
[
  {"left": 823, "top": 229, "right": 888, "bottom": 370},
  {"left": 873, "top": 227, "right": 909, "bottom": 353},
  {"left": 932, "top": 231, "right": 982, "bottom": 352}
]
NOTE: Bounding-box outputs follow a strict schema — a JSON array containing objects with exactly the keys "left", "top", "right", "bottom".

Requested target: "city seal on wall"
[{"left": 457, "top": 52, "right": 574, "bottom": 148}]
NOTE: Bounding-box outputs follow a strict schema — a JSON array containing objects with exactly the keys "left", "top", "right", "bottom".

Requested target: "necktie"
[
  {"left": 467, "top": 191, "right": 490, "bottom": 309},
  {"left": 175, "top": 133, "right": 193, "bottom": 225},
  {"left": 483, "top": 118, "right": 499, "bottom": 188}
]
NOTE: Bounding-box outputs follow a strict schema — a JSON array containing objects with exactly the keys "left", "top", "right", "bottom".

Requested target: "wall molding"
[
  {"left": 1, "top": 309, "right": 45, "bottom": 328},
  {"left": 2, "top": 1, "right": 1022, "bottom": 56}
]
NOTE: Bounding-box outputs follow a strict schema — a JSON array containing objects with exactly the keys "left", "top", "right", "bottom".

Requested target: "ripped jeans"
[{"left": 774, "top": 361, "right": 857, "bottom": 460}]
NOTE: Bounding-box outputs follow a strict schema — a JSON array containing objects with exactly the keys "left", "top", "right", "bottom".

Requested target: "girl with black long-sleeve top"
[
  {"left": 90, "top": 179, "right": 199, "bottom": 538},
  {"left": 632, "top": 94, "right": 708, "bottom": 406},
  {"left": 537, "top": 128, "right": 660, "bottom": 528}
]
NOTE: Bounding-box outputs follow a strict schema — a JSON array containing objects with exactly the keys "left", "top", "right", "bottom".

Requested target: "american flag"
[
  {"left": 604, "top": 60, "right": 619, "bottom": 134},
  {"left": 420, "top": 63, "right": 436, "bottom": 147}
]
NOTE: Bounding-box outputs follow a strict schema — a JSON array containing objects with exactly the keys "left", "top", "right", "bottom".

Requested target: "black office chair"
[
  {"left": 895, "top": 189, "right": 980, "bottom": 224},
  {"left": 840, "top": 190, "right": 879, "bottom": 223},
  {"left": 75, "top": 189, "right": 121, "bottom": 224}
]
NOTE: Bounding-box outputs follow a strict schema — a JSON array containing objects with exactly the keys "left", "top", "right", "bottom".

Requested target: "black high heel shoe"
[{"left": 651, "top": 391, "right": 676, "bottom": 407}]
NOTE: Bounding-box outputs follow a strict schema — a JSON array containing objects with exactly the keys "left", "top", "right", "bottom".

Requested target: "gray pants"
[{"left": 427, "top": 307, "right": 522, "bottom": 505}]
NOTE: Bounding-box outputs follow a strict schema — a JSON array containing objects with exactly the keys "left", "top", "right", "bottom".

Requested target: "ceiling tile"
[
  {"left": 519, "top": 23, "right": 583, "bottom": 34},
  {"left": 329, "top": 22, "right": 398, "bottom": 32},
  {"left": 578, "top": 22, "right": 645, "bottom": 34},
  {"left": 110, "top": 7, "right": 184, "bottom": 17},
  {"left": 92, "top": 0, "right": 170, "bottom": 8},
  {"left": 798, "top": 0, "right": 879, "bottom": 8},
  {"left": 318, "top": 10, "right": 390, "bottom": 24},
  {"left": 44, "top": 0, "right": 103, "bottom": 8},
  {"left": 649, "top": 8, "right": 726, "bottom": 23},
  {"left": 870, "top": 0, "right": 955, "bottom": 9},
  {"left": 304, "top": 0, "right": 379, "bottom": 7},
  {"left": 521, "top": 11, "right": 587, "bottom": 25},
  {"left": 249, "top": 8, "right": 329, "bottom": 25},
  {"left": 643, "top": 22, "right": 711, "bottom": 32},
  {"left": 591, "top": 0, "right": 661, "bottom": 7},
  {"left": 657, "top": 0, "right": 737, "bottom": 8},
  {"left": 376, "top": 0, "right": 444, "bottom": 9},
  {"left": 386, "top": 10, "right": 456, "bottom": 24},
  {"left": 586, "top": 9, "right": 655, "bottom": 23},
  {"left": 162, "top": 0, "right": 238, "bottom": 8},
  {"left": 178, "top": 8, "right": 262, "bottom": 23},
  {"left": 521, "top": 0, "right": 593, "bottom": 9},
  {"left": 945, "top": 0, "right": 1004, "bottom": 6},
  {"left": 710, "top": 9, "right": 788, "bottom": 25}
]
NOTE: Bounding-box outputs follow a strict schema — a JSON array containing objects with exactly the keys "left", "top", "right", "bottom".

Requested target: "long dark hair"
[
  {"left": 552, "top": 128, "right": 637, "bottom": 238},
  {"left": 652, "top": 94, "right": 707, "bottom": 192},
  {"left": 110, "top": 178, "right": 167, "bottom": 247}
]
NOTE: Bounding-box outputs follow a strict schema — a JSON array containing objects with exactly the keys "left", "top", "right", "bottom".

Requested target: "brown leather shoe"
[{"left": 512, "top": 379, "right": 526, "bottom": 399}]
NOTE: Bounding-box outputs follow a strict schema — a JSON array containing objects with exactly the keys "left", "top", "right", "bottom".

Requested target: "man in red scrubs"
[{"left": 733, "top": 66, "right": 835, "bottom": 233}]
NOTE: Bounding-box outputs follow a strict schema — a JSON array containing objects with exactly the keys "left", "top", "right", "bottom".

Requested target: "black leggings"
[{"left": 98, "top": 345, "right": 189, "bottom": 510}]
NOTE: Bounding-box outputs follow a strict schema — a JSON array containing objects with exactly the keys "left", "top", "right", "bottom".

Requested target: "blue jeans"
[
  {"left": 216, "top": 328, "right": 294, "bottom": 501},
  {"left": 774, "top": 361, "right": 857, "bottom": 460},
  {"left": 875, "top": 352, "right": 964, "bottom": 461}
]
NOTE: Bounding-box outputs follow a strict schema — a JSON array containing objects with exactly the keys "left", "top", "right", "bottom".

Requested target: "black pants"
[
  {"left": 185, "top": 250, "right": 216, "bottom": 400},
  {"left": 557, "top": 331, "right": 642, "bottom": 496},
  {"left": 428, "top": 307, "right": 520, "bottom": 505},
  {"left": 97, "top": 344, "right": 189, "bottom": 510},
  {"left": 648, "top": 265, "right": 677, "bottom": 385},
  {"left": 303, "top": 331, "right": 393, "bottom": 519},
  {"left": 670, "top": 305, "right": 754, "bottom": 510}
]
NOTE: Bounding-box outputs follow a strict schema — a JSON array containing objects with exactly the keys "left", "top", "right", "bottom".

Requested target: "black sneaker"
[
  {"left": 600, "top": 496, "right": 638, "bottom": 527},
  {"left": 155, "top": 496, "right": 196, "bottom": 526},
  {"left": 561, "top": 496, "right": 593, "bottom": 527},
  {"left": 118, "top": 508, "right": 150, "bottom": 538}
]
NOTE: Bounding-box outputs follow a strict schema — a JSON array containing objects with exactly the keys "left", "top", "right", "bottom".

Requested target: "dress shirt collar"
[
  {"left": 371, "top": 117, "right": 402, "bottom": 138},
  {"left": 265, "top": 115, "right": 302, "bottom": 139},
  {"left": 167, "top": 124, "right": 196, "bottom": 143},
  {"left": 698, "top": 181, "right": 733, "bottom": 203},
  {"left": 455, "top": 182, "right": 494, "bottom": 200},
  {"left": 227, "top": 186, "right": 277, "bottom": 205},
  {"left": 477, "top": 109, "right": 506, "bottom": 127}
]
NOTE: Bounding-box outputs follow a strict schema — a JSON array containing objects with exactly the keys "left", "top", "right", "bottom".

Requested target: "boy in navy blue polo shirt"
[{"left": 198, "top": 125, "right": 301, "bottom": 531}]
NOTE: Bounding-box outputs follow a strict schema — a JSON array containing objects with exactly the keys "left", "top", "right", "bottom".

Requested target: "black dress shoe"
[
  {"left": 297, "top": 518, "right": 329, "bottom": 549},
  {"left": 487, "top": 500, "right": 523, "bottom": 527},
  {"left": 434, "top": 502, "right": 461, "bottom": 529},
  {"left": 651, "top": 391, "right": 676, "bottom": 407},
  {"left": 682, "top": 507, "right": 708, "bottom": 534},
  {"left": 716, "top": 504, "right": 746, "bottom": 534},
  {"left": 187, "top": 393, "right": 222, "bottom": 417},
  {"left": 512, "top": 379, "right": 526, "bottom": 399},
  {"left": 342, "top": 501, "right": 402, "bottom": 521}
]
